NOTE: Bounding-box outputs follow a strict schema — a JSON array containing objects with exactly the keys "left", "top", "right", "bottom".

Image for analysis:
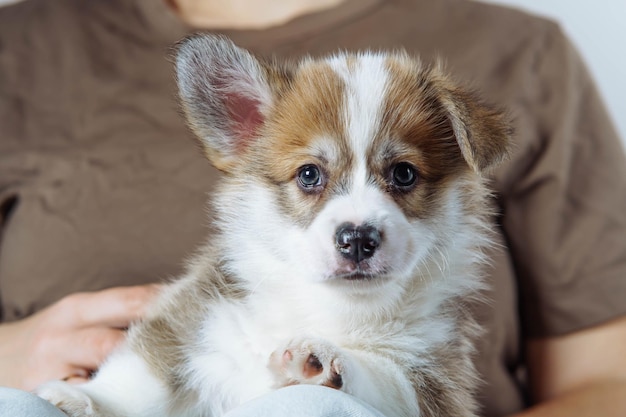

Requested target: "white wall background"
[
  {"left": 1, "top": 0, "right": 625, "bottom": 146},
  {"left": 479, "top": 0, "right": 626, "bottom": 147}
]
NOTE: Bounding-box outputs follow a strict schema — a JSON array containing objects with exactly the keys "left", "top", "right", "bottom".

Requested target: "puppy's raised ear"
[
  {"left": 176, "top": 35, "right": 275, "bottom": 171},
  {"left": 435, "top": 77, "right": 511, "bottom": 174}
]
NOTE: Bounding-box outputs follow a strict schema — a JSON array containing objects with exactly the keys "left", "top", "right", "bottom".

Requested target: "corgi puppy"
[{"left": 37, "top": 34, "right": 509, "bottom": 417}]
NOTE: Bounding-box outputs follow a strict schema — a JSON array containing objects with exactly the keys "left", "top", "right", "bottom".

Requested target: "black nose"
[{"left": 335, "top": 222, "right": 382, "bottom": 263}]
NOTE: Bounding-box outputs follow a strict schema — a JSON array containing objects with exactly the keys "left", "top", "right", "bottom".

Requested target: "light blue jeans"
[
  {"left": 0, "top": 387, "right": 67, "bottom": 417},
  {"left": 0, "top": 385, "right": 385, "bottom": 417}
]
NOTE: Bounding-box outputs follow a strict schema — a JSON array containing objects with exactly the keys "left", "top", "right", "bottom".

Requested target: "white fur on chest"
[
  {"left": 181, "top": 294, "right": 323, "bottom": 413},
  {"left": 183, "top": 266, "right": 460, "bottom": 407}
]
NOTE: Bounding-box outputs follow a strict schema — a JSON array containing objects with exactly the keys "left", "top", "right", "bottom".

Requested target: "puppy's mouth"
[
  {"left": 328, "top": 256, "right": 391, "bottom": 284},
  {"left": 339, "top": 271, "right": 379, "bottom": 281},
  {"left": 332, "top": 268, "right": 390, "bottom": 282}
]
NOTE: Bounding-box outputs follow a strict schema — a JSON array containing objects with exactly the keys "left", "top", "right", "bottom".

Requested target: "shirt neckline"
[{"left": 127, "top": 0, "right": 384, "bottom": 48}]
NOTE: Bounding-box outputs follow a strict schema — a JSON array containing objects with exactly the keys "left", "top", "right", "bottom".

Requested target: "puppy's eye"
[
  {"left": 297, "top": 164, "right": 323, "bottom": 190},
  {"left": 391, "top": 162, "right": 418, "bottom": 189}
]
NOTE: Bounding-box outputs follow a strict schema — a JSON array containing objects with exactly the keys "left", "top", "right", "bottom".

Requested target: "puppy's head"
[{"left": 176, "top": 35, "right": 509, "bottom": 301}]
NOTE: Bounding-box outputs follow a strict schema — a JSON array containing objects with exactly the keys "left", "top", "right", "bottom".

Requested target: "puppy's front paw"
[
  {"left": 36, "top": 380, "right": 95, "bottom": 417},
  {"left": 269, "top": 338, "right": 346, "bottom": 390}
]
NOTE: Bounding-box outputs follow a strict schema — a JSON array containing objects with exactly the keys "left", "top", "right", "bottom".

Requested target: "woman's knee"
[{"left": 225, "top": 385, "right": 387, "bottom": 417}]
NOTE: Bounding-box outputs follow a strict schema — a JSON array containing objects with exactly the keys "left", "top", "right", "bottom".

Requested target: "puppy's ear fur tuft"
[{"left": 175, "top": 34, "right": 273, "bottom": 171}]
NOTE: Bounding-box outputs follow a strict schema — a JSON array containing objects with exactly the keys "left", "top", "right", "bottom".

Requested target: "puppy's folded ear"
[
  {"left": 436, "top": 79, "right": 512, "bottom": 174},
  {"left": 175, "top": 34, "right": 275, "bottom": 170}
]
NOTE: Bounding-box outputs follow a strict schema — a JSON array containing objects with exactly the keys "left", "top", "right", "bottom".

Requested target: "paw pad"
[{"left": 270, "top": 340, "right": 345, "bottom": 390}]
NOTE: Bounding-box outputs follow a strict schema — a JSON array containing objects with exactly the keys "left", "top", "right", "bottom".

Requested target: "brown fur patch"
[
  {"left": 358, "top": 54, "right": 510, "bottom": 220},
  {"left": 382, "top": 55, "right": 468, "bottom": 181},
  {"left": 359, "top": 55, "right": 469, "bottom": 219},
  {"left": 407, "top": 305, "right": 482, "bottom": 417},
  {"left": 129, "top": 247, "right": 249, "bottom": 398},
  {"left": 244, "top": 60, "right": 352, "bottom": 227}
]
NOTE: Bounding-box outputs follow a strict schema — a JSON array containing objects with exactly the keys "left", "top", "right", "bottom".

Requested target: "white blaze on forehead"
[{"left": 327, "top": 53, "right": 389, "bottom": 191}]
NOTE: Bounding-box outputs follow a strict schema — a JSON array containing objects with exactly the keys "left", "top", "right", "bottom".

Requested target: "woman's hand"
[{"left": 0, "top": 284, "right": 161, "bottom": 391}]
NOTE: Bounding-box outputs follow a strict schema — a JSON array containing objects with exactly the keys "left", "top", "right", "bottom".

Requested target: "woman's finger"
[
  {"left": 55, "top": 284, "right": 162, "bottom": 329},
  {"left": 60, "top": 327, "right": 127, "bottom": 370}
]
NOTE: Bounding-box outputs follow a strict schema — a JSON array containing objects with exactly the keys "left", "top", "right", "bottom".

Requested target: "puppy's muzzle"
[{"left": 335, "top": 222, "right": 382, "bottom": 264}]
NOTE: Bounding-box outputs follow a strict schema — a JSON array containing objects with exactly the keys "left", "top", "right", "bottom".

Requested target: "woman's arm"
[{"left": 511, "top": 316, "right": 626, "bottom": 417}]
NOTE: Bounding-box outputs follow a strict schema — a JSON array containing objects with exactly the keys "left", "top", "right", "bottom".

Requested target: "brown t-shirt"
[{"left": 1, "top": 0, "right": 625, "bottom": 415}]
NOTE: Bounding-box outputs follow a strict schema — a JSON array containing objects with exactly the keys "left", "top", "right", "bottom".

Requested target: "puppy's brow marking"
[{"left": 328, "top": 54, "right": 388, "bottom": 192}]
